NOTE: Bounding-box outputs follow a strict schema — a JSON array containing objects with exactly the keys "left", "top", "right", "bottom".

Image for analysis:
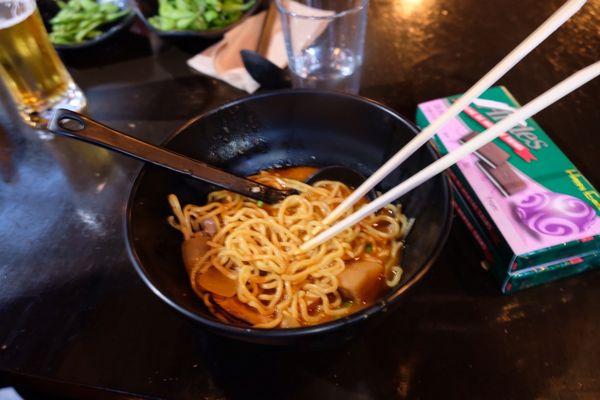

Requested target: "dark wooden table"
[{"left": 1, "top": 1, "right": 599, "bottom": 399}]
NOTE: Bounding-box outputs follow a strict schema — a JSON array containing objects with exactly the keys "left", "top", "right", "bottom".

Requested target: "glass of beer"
[{"left": 0, "top": 0, "right": 85, "bottom": 127}]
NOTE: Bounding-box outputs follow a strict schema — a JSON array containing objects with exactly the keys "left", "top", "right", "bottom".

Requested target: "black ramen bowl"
[
  {"left": 131, "top": 0, "right": 261, "bottom": 39},
  {"left": 38, "top": 0, "right": 135, "bottom": 50},
  {"left": 126, "top": 90, "right": 452, "bottom": 345}
]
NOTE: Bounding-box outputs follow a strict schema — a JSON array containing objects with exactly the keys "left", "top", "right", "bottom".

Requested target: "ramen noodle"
[{"left": 168, "top": 168, "right": 411, "bottom": 328}]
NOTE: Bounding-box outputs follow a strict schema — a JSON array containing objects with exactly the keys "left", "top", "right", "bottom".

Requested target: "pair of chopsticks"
[{"left": 300, "top": 0, "right": 599, "bottom": 252}]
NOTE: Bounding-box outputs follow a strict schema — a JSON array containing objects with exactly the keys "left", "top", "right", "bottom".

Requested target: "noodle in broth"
[{"left": 168, "top": 168, "right": 410, "bottom": 328}]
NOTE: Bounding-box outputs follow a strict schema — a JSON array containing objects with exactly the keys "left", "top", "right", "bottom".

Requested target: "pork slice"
[
  {"left": 181, "top": 235, "right": 210, "bottom": 274},
  {"left": 212, "top": 297, "right": 273, "bottom": 325},
  {"left": 197, "top": 267, "right": 237, "bottom": 297}
]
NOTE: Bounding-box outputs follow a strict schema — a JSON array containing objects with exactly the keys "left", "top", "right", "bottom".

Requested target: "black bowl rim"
[
  {"left": 131, "top": 0, "right": 262, "bottom": 39},
  {"left": 48, "top": 5, "right": 136, "bottom": 51},
  {"left": 124, "top": 89, "right": 453, "bottom": 339}
]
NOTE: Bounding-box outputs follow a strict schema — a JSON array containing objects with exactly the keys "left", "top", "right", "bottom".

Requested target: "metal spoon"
[
  {"left": 47, "top": 109, "right": 296, "bottom": 204},
  {"left": 48, "top": 110, "right": 370, "bottom": 202}
]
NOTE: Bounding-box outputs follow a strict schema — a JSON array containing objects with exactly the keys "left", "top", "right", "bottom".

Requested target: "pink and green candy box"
[{"left": 416, "top": 86, "right": 600, "bottom": 293}]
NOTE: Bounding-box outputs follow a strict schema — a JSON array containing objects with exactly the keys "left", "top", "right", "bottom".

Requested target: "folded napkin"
[{"left": 187, "top": 1, "right": 335, "bottom": 93}]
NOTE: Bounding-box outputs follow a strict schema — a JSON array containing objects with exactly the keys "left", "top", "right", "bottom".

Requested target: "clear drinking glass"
[
  {"left": 0, "top": 0, "right": 86, "bottom": 127},
  {"left": 276, "top": 0, "right": 368, "bottom": 94}
]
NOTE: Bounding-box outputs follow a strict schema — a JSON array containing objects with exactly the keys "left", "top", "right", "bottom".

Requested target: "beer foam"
[{"left": 0, "top": 0, "right": 35, "bottom": 29}]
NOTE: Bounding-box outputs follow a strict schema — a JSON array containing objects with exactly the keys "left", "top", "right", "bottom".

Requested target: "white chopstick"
[
  {"left": 323, "top": 0, "right": 587, "bottom": 225},
  {"left": 301, "top": 61, "right": 600, "bottom": 252}
]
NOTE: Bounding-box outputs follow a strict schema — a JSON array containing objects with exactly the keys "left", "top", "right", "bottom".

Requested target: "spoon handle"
[{"left": 47, "top": 109, "right": 292, "bottom": 204}]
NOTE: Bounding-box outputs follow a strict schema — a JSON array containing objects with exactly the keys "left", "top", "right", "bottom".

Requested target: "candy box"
[{"left": 416, "top": 86, "right": 600, "bottom": 293}]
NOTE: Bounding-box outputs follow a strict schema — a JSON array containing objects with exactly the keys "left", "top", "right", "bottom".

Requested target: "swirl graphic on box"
[{"left": 514, "top": 192, "right": 596, "bottom": 236}]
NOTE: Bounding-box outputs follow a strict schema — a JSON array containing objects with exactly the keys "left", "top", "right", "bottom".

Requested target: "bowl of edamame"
[
  {"left": 132, "top": 0, "right": 260, "bottom": 39},
  {"left": 39, "top": 0, "right": 135, "bottom": 50}
]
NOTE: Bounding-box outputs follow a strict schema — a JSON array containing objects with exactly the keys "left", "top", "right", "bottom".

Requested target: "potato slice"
[
  {"left": 280, "top": 314, "right": 301, "bottom": 328},
  {"left": 338, "top": 260, "right": 384, "bottom": 303}
]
